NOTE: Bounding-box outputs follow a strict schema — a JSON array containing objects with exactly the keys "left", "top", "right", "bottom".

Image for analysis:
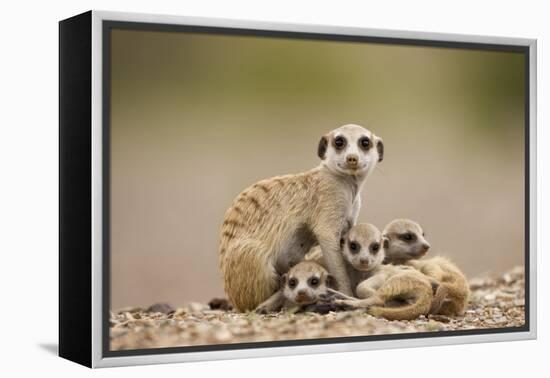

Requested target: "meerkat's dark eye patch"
[
  {"left": 370, "top": 242, "right": 380, "bottom": 254},
  {"left": 399, "top": 233, "right": 417, "bottom": 242},
  {"left": 359, "top": 136, "right": 371, "bottom": 151},
  {"left": 288, "top": 278, "right": 298, "bottom": 289},
  {"left": 308, "top": 277, "right": 320, "bottom": 287},
  {"left": 333, "top": 135, "right": 347, "bottom": 150},
  {"left": 348, "top": 241, "right": 360, "bottom": 253}
]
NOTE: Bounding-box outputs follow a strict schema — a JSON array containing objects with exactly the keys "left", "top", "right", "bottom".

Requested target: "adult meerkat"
[
  {"left": 382, "top": 219, "right": 470, "bottom": 316},
  {"left": 219, "top": 124, "right": 384, "bottom": 312},
  {"left": 334, "top": 223, "right": 434, "bottom": 321},
  {"left": 255, "top": 261, "right": 337, "bottom": 313}
]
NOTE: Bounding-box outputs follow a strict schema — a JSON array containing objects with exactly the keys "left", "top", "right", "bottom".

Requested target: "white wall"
[{"left": 0, "top": 0, "right": 546, "bottom": 376}]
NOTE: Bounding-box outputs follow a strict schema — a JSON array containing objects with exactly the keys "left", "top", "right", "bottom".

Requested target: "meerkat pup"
[
  {"left": 339, "top": 223, "right": 385, "bottom": 295},
  {"left": 255, "top": 261, "right": 337, "bottom": 313},
  {"left": 383, "top": 219, "right": 470, "bottom": 316},
  {"left": 219, "top": 124, "right": 384, "bottom": 312},
  {"left": 334, "top": 223, "right": 434, "bottom": 320}
]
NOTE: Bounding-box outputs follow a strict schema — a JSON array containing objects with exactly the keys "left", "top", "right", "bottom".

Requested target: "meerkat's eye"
[
  {"left": 309, "top": 277, "right": 320, "bottom": 286},
  {"left": 349, "top": 241, "right": 360, "bottom": 253},
  {"left": 334, "top": 136, "right": 346, "bottom": 149},
  {"left": 288, "top": 278, "right": 298, "bottom": 289},
  {"left": 370, "top": 242, "right": 380, "bottom": 254},
  {"left": 401, "top": 233, "right": 416, "bottom": 242},
  {"left": 359, "top": 137, "right": 371, "bottom": 150}
]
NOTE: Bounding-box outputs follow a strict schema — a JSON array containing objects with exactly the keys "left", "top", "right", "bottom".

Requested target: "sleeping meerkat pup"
[
  {"left": 334, "top": 223, "right": 434, "bottom": 321},
  {"left": 219, "top": 124, "right": 384, "bottom": 312},
  {"left": 255, "top": 261, "right": 337, "bottom": 313},
  {"left": 383, "top": 218, "right": 470, "bottom": 316}
]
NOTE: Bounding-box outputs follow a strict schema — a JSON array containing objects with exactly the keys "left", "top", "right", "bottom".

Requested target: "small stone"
[
  {"left": 147, "top": 303, "right": 175, "bottom": 314},
  {"left": 513, "top": 299, "right": 525, "bottom": 306},
  {"left": 173, "top": 308, "right": 188, "bottom": 317},
  {"left": 188, "top": 302, "right": 208, "bottom": 313},
  {"left": 484, "top": 293, "right": 496, "bottom": 301},
  {"left": 208, "top": 298, "right": 233, "bottom": 311},
  {"left": 116, "top": 306, "right": 142, "bottom": 314},
  {"left": 429, "top": 314, "right": 452, "bottom": 323},
  {"left": 502, "top": 273, "right": 513, "bottom": 284}
]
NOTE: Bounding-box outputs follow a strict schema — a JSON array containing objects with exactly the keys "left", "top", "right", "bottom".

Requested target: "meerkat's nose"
[
  {"left": 346, "top": 154, "right": 359, "bottom": 167},
  {"left": 297, "top": 289, "right": 306, "bottom": 296},
  {"left": 360, "top": 258, "right": 369, "bottom": 265},
  {"left": 421, "top": 242, "right": 431, "bottom": 252}
]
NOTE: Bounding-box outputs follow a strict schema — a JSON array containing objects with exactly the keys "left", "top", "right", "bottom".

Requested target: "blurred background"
[{"left": 109, "top": 28, "right": 525, "bottom": 309}]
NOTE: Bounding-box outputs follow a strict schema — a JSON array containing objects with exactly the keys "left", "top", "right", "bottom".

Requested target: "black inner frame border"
[{"left": 102, "top": 20, "right": 531, "bottom": 358}]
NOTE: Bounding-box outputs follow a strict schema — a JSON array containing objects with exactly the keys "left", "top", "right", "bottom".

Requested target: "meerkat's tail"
[
  {"left": 429, "top": 283, "right": 448, "bottom": 314},
  {"left": 367, "top": 274, "right": 433, "bottom": 321},
  {"left": 436, "top": 279, "right": 471, "bottom": 316}
]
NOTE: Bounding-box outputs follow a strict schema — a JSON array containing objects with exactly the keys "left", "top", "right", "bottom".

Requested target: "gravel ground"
[{"left": 110, "top": 266, "right": 525, "bottom": 351}]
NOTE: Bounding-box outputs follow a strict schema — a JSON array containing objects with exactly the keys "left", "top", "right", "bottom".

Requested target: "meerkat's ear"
[
  {"left": 340, "top": 227, "right": 350, "bottom": 249},
  {"left": 382, "top": 235, "right": 390, "bottom": 250},
  {"left": 430, "top": 279, "right": 440, "bottom": 295},
  {"left": 317, "top": 135, "right": 329, "bottom": 160},
  {"left": 325, "top": 274, "right": 337, "bottom": 289},
  {"left": 279, "top": 273, "right": 288, "bottom": 288},
  {"left": 376, "top": 136, "right": 384, "bottom": 162}
]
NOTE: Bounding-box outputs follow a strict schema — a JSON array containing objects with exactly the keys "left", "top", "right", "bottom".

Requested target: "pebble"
[{"left": 147, "top": 303, "right": 175, "bottom": 314}]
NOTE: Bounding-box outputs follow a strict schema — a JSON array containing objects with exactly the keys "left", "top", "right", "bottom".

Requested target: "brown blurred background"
[{"left": 109, "top": 29, "right": 525, "bottom": 310}]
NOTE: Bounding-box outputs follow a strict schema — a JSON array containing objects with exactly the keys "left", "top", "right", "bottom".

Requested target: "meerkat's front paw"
[
  {"left": 334, "top": 298, "right": 364, "bottom": 309},
  {"left": 317, "top": 293, "right": 333, "bottom": 302},
  {"left": 255, "top": 306, "right": 269, "bottom": 315},
  {"left": 326, "top": 288, "right": 355, "bottom": 300}
]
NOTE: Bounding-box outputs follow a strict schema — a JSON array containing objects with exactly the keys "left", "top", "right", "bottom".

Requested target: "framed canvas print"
[{"left": 59, "top": 10, "right": 537, "bottom": 368}]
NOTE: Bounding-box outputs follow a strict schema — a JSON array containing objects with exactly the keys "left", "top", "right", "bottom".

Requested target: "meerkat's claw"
[
  {"left": 317, "top": 294, "right": 333, "bottom": 304},
  {"left": 326, "top": 288, "right": 355, "bottom": 300}
]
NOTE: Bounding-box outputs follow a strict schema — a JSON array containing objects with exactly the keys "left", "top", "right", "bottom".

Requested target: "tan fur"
[
  {"left": 255, "top": 261, "right": 335, "bottom": 313},
  {"left": 363, "top": 266, "right": 434, "bottom": 320},
  {"left": 336, "top": 264, "right": 434, "bottom": 320},
  {"left": 306, "top": 224, "right": 383, "bottom": 293},
  {"left": 407, "top": 256, "right": 470, "bottom": 315},
  {"left": 383, "top": 219, "right": 470, "bottom": 316},
  {"left": 219, "top": 124, "right": 383, "bottom": 311},
  {"left": 305, "top": 245, "right": 324, "bottom": 264},
  {"left": 342, "top": 223, "right": 385, "bottom": 295},
  {"left": 334, "top": 223, "right": 434, "bottom": 320}
]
